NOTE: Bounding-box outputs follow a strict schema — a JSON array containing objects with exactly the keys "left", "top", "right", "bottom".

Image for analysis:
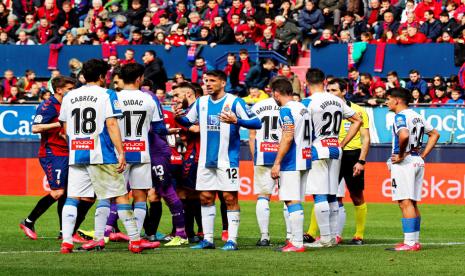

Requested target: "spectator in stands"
[
  {"left": 114, "top": 15, "right": 132, "bottom": 39},
  {"left": 447, "top": 90, "right": 464, "bottom": 105},
  {"left": 187, "top": 27, "right": 214, "bottom": 46},
  {"left": 360, "top": 72, "right": 383, "bottom": 95},
  {"left": 107, "top": 2, "right": 124, "bottom": 19},
  {"left": 84, "top": 0, "right": 108, "bottom": 30},
  {"left": 141, "top": 15, "right": 155, "bottom": 42},
  {"left": 4, "top": 86, "right": 23, "bottom": 103},
  {"left": 336, "top": 12, "right": 366, "bottom": 41},
  {"left": 64, "top": 31, "right": 77, "bottom": 45},
  {"left": 39, "top": 89, "right": 51, "bottom": 102},
  {"left": 431, "top": 85, "right": 450, "bottom": 106},
  {"left": 429, "top": 75, "right": 446, "bottom": 99},
  {"left": 16, "top": 14, "right": 37, "bottom": 40},
  {"left": 23, "top": 83, "right": 40, "bottom": 102},
  {"left": 273, "top": 15, "right": 300, "bottom": 65},
  {"left": 126, "top": 0, "right": 145, "bottom": 28},
  {"left": 5, "top": 15, "right": 20, "bottom": 40},
  {"left": 278, "top": 0, "right": 299, "bottom": 24},
  {"left": 234, "top": 31, "right": 254, "bottom": 45},
  {"left": 0, "top": 3, "right": 9, "bottom": 28},
  {"left": 365, "top": 84, "right": 387, "bottom": 106},
  {"left": 455, "top": 28, "right": 465, "bottom": 43},
  {"left": 69, "top": 58, "right": 82, "bottom": 80},
  {"left": 120, "top": 49, "right": 136, "bottom": 65},
  {"left": 16, "top": 30, "right": 35, "bottom": 44},
  {"left": 237, "top": 49, "right": 256, "bottom": 85},
  {"left": 171, "top": 2, "right": 188, "bottom": 23},
  {"left": 165, "top": 26, "right": 187, "bottom": 49},
  {"left": 210, "top": 16, "right": 235, "bottom": 46},
  {"left": 293, "top": 93, "right": 301, "bottom": 102},
  {"left": 242, "top": 0, "right": 257, "bottom": 20},
  {"left": 151, "top": 4, "right": 167, "bottom": 27},
  {"left": 350, "top": 83, "right": 370, "bottom": 103},
  {"left": 37, "top": 0, "right": 59, "bottom": 23},
  {"left": 224, "top": 53, "right": 241, "bottom": 94},
  {"left": 397, "top": 25, "right": 428, "bottom": 44},
  {"left": 347, "top": 67, "right": 360, "bottom": 96},
  {"left": 437, "top": 31, "right": 455, "bottom": 43},
  {"left": 153, "top": 31, "right": 166, "bottom": 45},
  {"left": 377, "top": 0, "right": 399, "bottom": 22},
  {"left": 228, "top": 0, "right": 243, "bottom": 23},
  {"left": 298, "top": 1, "right": 324, "bottom": 40},
  {"left": 229, "top": 14, "right": 243, "bottom": 34},
  {"left": 400, "top": 12, "right": 419, "bottom": 31},
  {"left": 386, "top": 71, "right": 406, "bottom": 89},
  {"left": 155, "top": 88, "right": 166, "bottom": 102},
  {"left": 186, "top": 12, "right": 202, "bottom": 42},
  {"left": 17, "top": 69, "right": 36, "bottom": 94},
  {"left": 245, "top": 58, "right": 276, "bottom": 90},
  {"left": 241, "top": 17, "right": 263, "bottom": 43},
  {"left": 173, "top": 73, "right": 186, "bottom": 84},
  {"left": 242, "top": 86, "right": 269, "bottom": 104},
  {"left": 193, "top": 0, "right": 208, "bottom": 17},
  {"left": 313, "top": 28, "right": 337, "bottom": 47},
  {"left": 36, "top": 18, "right": 55, "bottom": 45},
  {"left": 263, "top": 16, "right": 277, "bottom": 35},
  {"left": 400, "top": 0, "right": 416, "bottom": 24},
  {"left": 414, "top": 0, "right": 442, "bottom": 23},
  {"left": 1, "top": 69, "right": 17, "bottom": 100},
  {"left": 191, "top": 57, "right": 213, "bottom": 85},
  {"left": 258, "top": 27, "right": 274, "bottom": 49},
  {"left": 420, "top": 10, "right": 441, "bottom": 41},
  {"left": 318, "top": 0, "right": 344, "bottom": 29},
  {"left": 0, "top": 31, "right": 14, "bottom": 44},
  {"left": 411, "top": 88, "right": 426, "bottom": 105},
  {"left": 129, "top": 29, "right": 145, "bottom": 44},
  {"left": 278, "top": 64, "right": 302, "bottom": 96},
  {"left": 375, "top": 11, "right": 399, "bottom": 39},
  {"left": 406, "top": 69, "right": 429, "bottom": 97},
  {"left": 255, "top": 0, "right": 279, "bottom": 24},
  {"left": 439, "top": 11, "right": 458, "bottom": 36},
  {"left": 204, "top": 0, "right": 223, "bottom": 22},
  {"left": 12, "top": 0, "right": 40, "bottom": 22},
  {"left": 143, "top": 50, "right": 168, "bottom": 90}
]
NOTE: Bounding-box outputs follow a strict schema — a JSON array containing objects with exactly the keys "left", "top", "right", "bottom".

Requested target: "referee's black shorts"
[{"left": 339, "top": 149, "right": 365, "bottom": 193}]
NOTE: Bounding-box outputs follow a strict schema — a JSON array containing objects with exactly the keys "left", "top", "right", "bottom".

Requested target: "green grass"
[{"left": 1, "top": 196, "right": 465, "bottom": 275}]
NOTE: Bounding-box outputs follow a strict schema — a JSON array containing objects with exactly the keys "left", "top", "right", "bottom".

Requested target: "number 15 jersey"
[
  {"left": 117, "top": 89, "right": 163, "bottom": 164},
  {"left": 303, "top": 92, "right": 355, "bottom": 160},
  {"left": 59, "top": 85, "right": 122, "bottom": 165}
]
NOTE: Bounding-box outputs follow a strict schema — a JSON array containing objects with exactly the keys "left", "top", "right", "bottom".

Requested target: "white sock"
[
  {"left": 283, "top": 204, "right": 291, "bottom": 240},
  {"left": 404, "top": 232, "right": 416, "bottom": 246},
  {"left": 117, "top": 204, "right": 140, "bottom": 241},
  {"left": 94, "top": 200, "right": 110, "bottom": 240},
  {"left": 414, "top": 231, "right": 420, "bottom": 243},
  {"left": 201, "top": 205, "right": 216, "bottom": 243},
  {"left": 227, "top": 210, "right": 240, "bottom": 243},
  {"left": 256, "top": 197, "right": 270, "bottom": 241},
  {"left": 337, "top": 204, "right": 346, "bottom": 237},
  {"left": 62, "top": 198, "right": 79, "bottom": 244},
  {"left": 288, "top": 204, "right": 304, "bottom": 248},
  {"left": 133, "top": 202, "right": 147, "bottom": 234},
  {"left": 329, "top": 201, "right": 339, "bottom": 239},
  {"left": 314, "top": 201, "right": 331, "bottom": 241}
]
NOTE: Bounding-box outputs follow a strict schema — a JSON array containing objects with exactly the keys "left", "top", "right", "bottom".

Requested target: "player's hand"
[
  {"left": 189, "top": 125, "right": 200, "bottom": 133},
  {"left": 353, "top": 162, "right": 364, "bottom": 176},
  {"left": 168, "top": 128, "right": 182, "bottom": 134},
  {"left": 271, "top": 164, "right": 280, "bottom": 179},
  {"left": 116, "top": 153, "right": 126, "bottom": 173},
  {"left": 391, "top": 154, "right": 405, "bottom": 164},
  {"left": 173, "top": 105, "right": 184, "bottom": 117},
  {"left": 219, "top": 110, "right": 238, "bottom": 124}
]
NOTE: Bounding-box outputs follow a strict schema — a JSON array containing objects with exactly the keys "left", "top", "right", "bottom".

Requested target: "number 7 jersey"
[
  {"left": 59, "top": 85, "right": 123, "bottom": 165},
  {"left": 392, "top": 109, "right": 433, "bottom": 155}
]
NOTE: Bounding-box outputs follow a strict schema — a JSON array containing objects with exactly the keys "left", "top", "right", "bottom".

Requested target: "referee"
[{"left": 305, "top": 78, "right": 370, "bottom": 245}]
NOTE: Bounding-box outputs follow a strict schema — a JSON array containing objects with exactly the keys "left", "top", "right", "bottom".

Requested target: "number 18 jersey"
[
  {"left": 303, "top": 92, "right": 355, "bottom": 160},
  {"left": 251, "top": 98, "right": 281, "bottom": 166},
  {"left": 59, "top": 85, "right": 122, "bottom": 165},
  {"left": 117, "top": 89, "right": 163, "bottom": 164},
  {"left": 279, "top": 101, "right": 312, "bottom": 171},
  {"left": 392, "top": 109, "right": 433, "bottom": 155}
]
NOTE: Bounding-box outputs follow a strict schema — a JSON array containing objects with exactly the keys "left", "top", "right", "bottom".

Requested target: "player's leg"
[
  {"left": 129, "top": 163, "right": 152, "bottom": 234},
  {"left": 304, "top": 207, "right": 318, "bottom": 242},
  {"left": 218, "top": 166, "right": 241, "bottom": 250},
  {"left": 254, "top": 165, "right": 274, "bottom": 246},
  {"left": 218, "top": 192, "right": 229, "bottom": 241},
  {"left": 144, "top": 188, "right": 163, "bottom": 240},
  {"left": 328, "top": 159, "right": 342, "bottom": 245},
  {"left": 336, "top": 178, "right": 346, "bottom": 243}
]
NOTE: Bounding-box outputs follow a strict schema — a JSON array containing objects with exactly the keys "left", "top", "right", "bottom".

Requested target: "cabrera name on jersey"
[
  {"left": 184, "top": 93, "right": 256, "bottom": 168},
  {"left": 279, "top": 101, "right": 312, "bottom": 171},
  {"left": 302, "top": 93, "right": 355, "bottom": 160},
  {"left": 392, "top": 109, "right": 433, "bottom": 155},
  {"left": 117, "top": 89, "right": 163, "bottom": 164},
  {"left": 59, "top": 85, "right": 122, "bottom": 165},
  {"left": 251, "top": 98, "right": 281, "bottom": 166}
]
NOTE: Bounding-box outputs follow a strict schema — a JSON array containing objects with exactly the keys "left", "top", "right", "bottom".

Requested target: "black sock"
[
  {"left": 193, "top": 199, "right": 202, "bottom": 233},
  {"left": 73, "top": 200, "right": 94, "bottom": 233},
  {"left": 183, "top": 199, "right": 195, "bottom": 238},
  {"left": 57, "top": 196, "right": 66, "bottom": 232},
  {"left": 218, "top": 193, "right": 228, "bottom": 231},
  {"left": 143, "top": 203, "right": 152, "bottom": 235},
  {"left": 145, "top": 201, "right": 162, "bottom": 236},
  {"left": 26, "top": 194, "right": 57, "bottom": 225}
]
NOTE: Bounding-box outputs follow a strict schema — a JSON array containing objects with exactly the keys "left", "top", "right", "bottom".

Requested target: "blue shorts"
[
  {"left": 151, "top": 156, "right": 173, "bottom": 190},
  {"left": 39, "top": 156, "right": 68, "bottom": 190},
  {"left": 179, "top": 156, "right": 198, "bottom": 190}
]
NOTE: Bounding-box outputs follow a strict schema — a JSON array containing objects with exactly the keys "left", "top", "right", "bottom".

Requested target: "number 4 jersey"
[
  {"left": 303, "top": 92, "right": 355, "bottom": 160},
  {"left": 392, "top": 109, "right": 433, "bottom": 155},
  {"left": 117, "top": 89, "right": 163, "bottom": 164},
  {"left": 251, "top": 98, "right": 281, "bottom": 166},
  {"left": 59, "top": 85, "right": 123, "bottom": 165}
]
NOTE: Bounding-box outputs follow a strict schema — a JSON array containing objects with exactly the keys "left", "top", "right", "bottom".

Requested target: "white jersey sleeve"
[{"left": 392, "top": 109, "right": 433, "bottom": 155}]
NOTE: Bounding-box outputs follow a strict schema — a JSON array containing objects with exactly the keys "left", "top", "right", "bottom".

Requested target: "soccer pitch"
[{"left": 1, "top": 196, "right": 464, "bottom": 275}]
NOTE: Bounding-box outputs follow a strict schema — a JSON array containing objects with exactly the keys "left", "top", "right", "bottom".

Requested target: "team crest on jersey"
[
  {"left": 207, "top": 115, "right": 220, "bottom": 131},
  {"left": 113, "top": 100, "right": 121, "bottom": 109},
  {"left": 223, "top": 104, "right": 231, "bottom": 112},
  {"left": 34, "top": 115, "right": 43, "bottom": 123},
  {"left": 245, "top": 105, "right": 254, "bottom": 117}
]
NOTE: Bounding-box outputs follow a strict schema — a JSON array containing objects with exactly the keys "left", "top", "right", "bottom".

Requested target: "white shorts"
[
  {"left": 68, "top": 164, "right": 127, "bottom": 200},
  {"left": 253, "top": 166, "right": 276, "bottom": 195},
  {"left": 337, "top": 178, "right": 346, "bottom": 198},
  {"left": 196, "top": 166, "right": 240, "bottom": 191},
  {"left": 123, "top": 163, "right": 152, "bottom": 190},
  {"left": 306, "top": 158, "right": 341, "bottom": 195},
  {"left": 390, "top": 155, "right": 425, "bottom": 202},
  {"left": 278, "top": 170, "right": 308, "bottom": 201}
]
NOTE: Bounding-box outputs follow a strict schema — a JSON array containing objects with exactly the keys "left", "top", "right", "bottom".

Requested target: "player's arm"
[
  {"left": 32, "top": 122, "right": 61, "bottom": 133},
  {"left": 220, "top": 99, "right": 262, "bottom": 129},
  {"left": 391, "top": 128, "right": 409, "bottom": 164},
  {"left": 421, "top": 129, "right": 440, "bottom": 159},
  {"left": 249, "top": 129, "right": 256, "bottom": 159},
  {"left": 340, "top": 112, "right": 362, "bottom": 148},
  {"left": 353, "top": 127, "right": 370, "bottom": 176},
  {"left": 106, "top": 117, "right": 126, "bottom": 173},
  {"left": 271, "top": 128, "right": 293, "bottom": 179}
]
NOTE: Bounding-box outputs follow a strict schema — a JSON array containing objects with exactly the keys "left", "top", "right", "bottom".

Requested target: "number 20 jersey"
[
  {"left": 251, "top": 98, "right": 281, "bottom": 166},
  {"left": 117, "top": 89, "right": 163, "bottom": 164},
  {"left": 303, "top": 92, "right": 355, "bottom": 160},
  {"left": 392, "top": 109, "right": 433, "bottom": 155},
  {"left": 59, "top": 85, "right": 122, "bottom": 165}
]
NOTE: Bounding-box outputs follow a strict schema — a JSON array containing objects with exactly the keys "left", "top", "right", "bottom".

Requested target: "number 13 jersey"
[
  {"left": 303, "top": 92, "right": 355, "bottom": 160},
  {"left": 59, "top": 85, "right": 123, "bottom": 165},
  {"left": 117, "top": 89, "right": 163, "bottom": 164},
  {"left": 392, "top": 109, "right": 433, "bottom": 155}
]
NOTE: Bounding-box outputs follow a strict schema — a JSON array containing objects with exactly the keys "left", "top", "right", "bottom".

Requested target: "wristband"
[{"left": 357, "top": 160, "right": 366, "bottom": 165}]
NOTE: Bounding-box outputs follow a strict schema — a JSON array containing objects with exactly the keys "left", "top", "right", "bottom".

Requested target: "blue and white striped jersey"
[
  {"left": 59, "top": 85, "right": 122, "bottom": 165},
  {"left": 392, "top": 109, "right": 433, "bottom": 155},
  {"left": 279, "top": 101, "right": 312, "bottom": 171}
]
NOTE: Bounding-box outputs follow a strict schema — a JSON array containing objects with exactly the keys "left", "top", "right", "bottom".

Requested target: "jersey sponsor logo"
[
  {"left": 207, "top": 115, "right": 220, "bottom": 131},
  {"left": 71, "top": 139, "right": 95, "bottom": 150},
  {"left": 34, "top": 115, "right": 43, "bottom": 123},
  {"left": 123, "top": 141, "right": 146, "bottom": 152},
  {"left": 321, "top": 138, "right": 339, "bottom": 147},
  {"left": 113, "top": 100, "right": 121, "bottom": 109},
  {"left": 302, "top": 147, "right": 312, "bottom": 159},
  {"left": 260, "top": 141, "right": 279, "bottom": 152}
]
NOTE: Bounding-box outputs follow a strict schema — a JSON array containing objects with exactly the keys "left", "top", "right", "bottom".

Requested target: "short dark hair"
[
  {"left": 387, "top": 70, "right": 398, "bottom": 77},
  {"left": 360, "top": 72, "right": 372, "bottom": 80},
  {"left": 292, "top": 92, "right": 301, "bottom": 98},
  {"left": 51, "top": 76, "right": 75, "bottom": 92},
  {"left": 112, "top": 66, "right": 122, "bottom": 78},
  {"left": 440, "top": 11, "right": 449, "bottom": 17},
  {"left": 387, "top": 87, "right": 411, "bottom": 104},
  {"left": 121, "top": 63, "right": 145, "bottom": 84},
  {"left": 306, "top": 68, "right": 325, "bottom": 85},
  {"left": 205, "top": 70, "right": 227, "bottom": 81},
  {"left": 424, "top": 10, "right": 434, "bottom": 16},
  {"left": 81, "top": 59, "right": 109, "bottom": 82},
  {"left": 327, "top": 78, "right": 347, "bottom": 92},
  {"left": 239, "top": 49, "right": 249, "bottom": 55},
  {"left": 409, "top": 69, "right": 420, "bottom": 75},
  {"left": 190, "top": 82, "right": 204, "bottom": 97},
  {"left": 173, "top": 82, "right": 199, "bottom": 96},
  {"left": 141, "top": 79, "right": 153, "bottom": 90},
  {"left": 348, "top": 67, "right": 358, "bottom": 73},
  {"left": 145, "top": 50, "right": 156, "bottom": 57},
  {"left": 270, "top": 77, "right": 293, "bottom": 96}
]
